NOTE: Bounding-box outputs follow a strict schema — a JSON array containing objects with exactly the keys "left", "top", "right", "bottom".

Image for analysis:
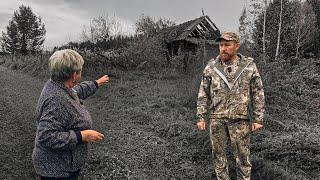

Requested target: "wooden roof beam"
[
  {"left": 193, "top": 29, "right": 201, "bottom": 37},
  {"left": 190, "top": 31, "right": 197, "bottom": 38},
  {"left": 193, "top": 28, "right": 203, "bottom": 38},
  {"left": 200, "top": 21, "right": 210, "bottom": 32},
  {"left": 195, "top": 25, "right": 206, "bottom": 38},
  {"left": 199, "top": 22, "right": 208, "bottom": 35},
  {"left": 205, "top": 16, "right": 219, "bottom": 32},
  {"left": 202, "top": 20, "right": 215, "bottom": 33}
]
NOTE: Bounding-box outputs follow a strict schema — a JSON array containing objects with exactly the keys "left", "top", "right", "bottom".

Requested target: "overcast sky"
[{"left": 0, "top": 0, "right": 246, "bottom": 49}]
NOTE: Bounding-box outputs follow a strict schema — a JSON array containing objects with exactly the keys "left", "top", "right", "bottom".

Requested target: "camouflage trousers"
[{"left": 209, "top": 118, "right": 252, "bottom": 180}]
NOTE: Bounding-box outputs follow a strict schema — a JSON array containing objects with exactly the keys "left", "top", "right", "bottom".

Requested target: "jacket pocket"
[
  {"left": 232, "top": 91, "right": 250, "bottom": 116},
  {"left": 211, "top": 91, "right": 227, "bottom": 115},
  {"left": 70, "top": 150, "right": 73, "bottom": 168},
  {"left": 59, "top": 150, "right": 72, "bottom": 170}
]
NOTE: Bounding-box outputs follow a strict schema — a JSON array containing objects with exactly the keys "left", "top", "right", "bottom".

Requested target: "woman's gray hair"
[{"left": 49, "top": 49, "right": 84, "bottom": 82}]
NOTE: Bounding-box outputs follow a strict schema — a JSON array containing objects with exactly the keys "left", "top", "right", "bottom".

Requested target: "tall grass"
[
  {"left": 0, "top": 54, "right": 49, "bottom": 78},
  {"left": 1, "top": 52, "right": 319, "bottom": 179}
]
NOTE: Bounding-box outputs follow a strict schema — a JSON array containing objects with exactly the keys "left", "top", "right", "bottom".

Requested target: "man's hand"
[
  {"left": 95, "top": 75, "right": 109, "bottom": 87},
  {"left": 81, "top": 130, "right": 105, "bottom": 142},
  {"left": 252, "top": 123, "right": 263, "bottom": 132},
  {"left": 197, "top": 118, "right": 206, "bottom": 131}
]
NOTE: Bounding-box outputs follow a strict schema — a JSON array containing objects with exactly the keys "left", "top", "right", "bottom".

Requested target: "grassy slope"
[
  {"left": 81, "top": 70, "right": 213, "bottom": 179},
  {"left": 0, "top": 55, "right": 319, "bottom": 179},
  {"left": 0, "top": 66, "right": 44, "bottom": 179},
  {"left": 253, "top": 58, "right": 320, "bottom": 179}
]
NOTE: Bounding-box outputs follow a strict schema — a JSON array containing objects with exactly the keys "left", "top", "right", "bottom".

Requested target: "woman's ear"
[{"left": 71, "top": 72, "right": 78, "bottom": 83}]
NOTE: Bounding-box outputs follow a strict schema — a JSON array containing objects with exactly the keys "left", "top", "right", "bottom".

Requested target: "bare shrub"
[{"left": 123, "top": 37, "right": 167, "bottom": 70}]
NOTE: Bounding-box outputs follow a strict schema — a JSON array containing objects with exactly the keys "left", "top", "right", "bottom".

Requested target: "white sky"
[{"left": 0, "top": 0, "right": 246, "bottom": 49}]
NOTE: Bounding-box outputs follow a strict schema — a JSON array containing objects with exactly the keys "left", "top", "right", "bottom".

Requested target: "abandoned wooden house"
[{"left": 157, "top": 15, "right": 220, "bottom": 56}]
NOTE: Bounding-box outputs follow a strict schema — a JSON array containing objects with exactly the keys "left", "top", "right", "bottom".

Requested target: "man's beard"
[{"left": 220, "top": 52, "right": 231, "bottom": 61}]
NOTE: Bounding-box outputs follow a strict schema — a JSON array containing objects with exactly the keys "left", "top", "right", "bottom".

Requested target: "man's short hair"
[
  {"left": 215, "top": 31, "right": 240, "bottom": 44},
  {"left": 48, "top": 49, "right": 84, "bottom": 82}
]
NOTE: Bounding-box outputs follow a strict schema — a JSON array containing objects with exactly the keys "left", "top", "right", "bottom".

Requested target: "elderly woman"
[{"left": 32, "top": 49, "right": 109, "bottom": 179}]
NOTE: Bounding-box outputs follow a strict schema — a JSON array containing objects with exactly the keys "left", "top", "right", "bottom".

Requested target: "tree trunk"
[
  {"left": 295, "top": 24, "right": 301, "bottom": 58},
  {"left": 262, "top": 0, "right": 267, "bottom": 61},
  {"left": 275, "top": 0, "right": 283, "bottom": 60},
  {"left": 295, "top": 1, "right": 303, "bottom": 59}
]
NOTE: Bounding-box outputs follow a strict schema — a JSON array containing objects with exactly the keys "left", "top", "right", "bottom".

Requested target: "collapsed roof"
[{"left": 158, "top": 16, "right": 220, "bottom": 45}]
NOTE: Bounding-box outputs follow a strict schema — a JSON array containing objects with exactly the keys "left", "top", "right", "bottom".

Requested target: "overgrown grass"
[
  {"left": 1, "top": 54, "right": 319, "bottom": 179},
  {"left": 0, "top": 54, "right": 49, "bottom": 78},
  {"left": 253, "top": 57, "right": 320, "bottom": 179}
]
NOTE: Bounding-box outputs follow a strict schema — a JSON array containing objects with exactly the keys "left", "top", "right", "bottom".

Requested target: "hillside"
[{"left": 0, "top": 55, "right": 319, "bottom": 179}]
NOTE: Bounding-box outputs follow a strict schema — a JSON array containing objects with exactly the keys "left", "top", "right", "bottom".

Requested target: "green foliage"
[{"left": 1, "top": 5, "right": 46, "bottom": 55}]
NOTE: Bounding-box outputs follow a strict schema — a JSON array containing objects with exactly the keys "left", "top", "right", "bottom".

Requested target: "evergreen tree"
[
  {"left": 239, "top": 7, "right": 250, "bottom": 43},
  {"left": 1, "top": 5, "right": 46, "bottom": 55},
  {"left": 1, "top": 20, "right": 20, "bottom": 54}
]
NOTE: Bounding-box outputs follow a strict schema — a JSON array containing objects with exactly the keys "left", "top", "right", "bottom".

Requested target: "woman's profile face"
[
  {"left": 70, "top": 70, "right": 82, "bottom": 87},
  {"left": 75, "top": 71, "right": 82, "bottom": 84}
]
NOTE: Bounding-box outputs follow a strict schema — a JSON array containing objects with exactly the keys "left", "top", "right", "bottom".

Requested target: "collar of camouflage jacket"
[{"left": 212, "top": 54, "right": 253, "bottom": 90}]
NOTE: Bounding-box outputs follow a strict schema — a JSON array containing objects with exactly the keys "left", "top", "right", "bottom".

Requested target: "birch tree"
[
  {"left": 252, "top": 0, "right": 304, "bottom": 59},
  {"left": 262, "top": 0, "right": 268, "bottom": 61},
  {"left": 81, "top": 14, "right": 124, "bottom": 43},
  {"left": 275, "top": 0, "right": 283, "bottom": 60}
]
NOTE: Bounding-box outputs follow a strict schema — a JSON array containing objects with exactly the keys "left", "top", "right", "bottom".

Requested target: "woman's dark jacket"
[{"left": 32, "top": 80, "right": 98, "bottom": 178}]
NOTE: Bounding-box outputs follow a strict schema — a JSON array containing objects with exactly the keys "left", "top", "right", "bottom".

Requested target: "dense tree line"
[
  {"left": 307, "top": 0, "right": 320, "bottom": 57},
  {"left": 59, "top": 14, "right": 174, "bottom": 52},
  {"left": 56, "top": 35, "right": 136, "bottom": 53},
  {"left": 240, "top": 0, "right": 319, "bottom": 60}
]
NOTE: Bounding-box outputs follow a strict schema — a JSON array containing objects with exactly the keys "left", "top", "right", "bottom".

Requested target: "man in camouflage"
[{"left": 196, "top": 32, "right": 265, "bottom": 180}]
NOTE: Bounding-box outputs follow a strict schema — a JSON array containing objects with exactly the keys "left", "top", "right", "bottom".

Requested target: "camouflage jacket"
[{"left": 196, "top": 54, "right": 265, "bottom": 124}]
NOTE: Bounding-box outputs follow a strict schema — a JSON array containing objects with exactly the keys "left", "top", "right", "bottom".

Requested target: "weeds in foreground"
[{"left": 1, "top": 54, "right": 319, "bottom": 179}]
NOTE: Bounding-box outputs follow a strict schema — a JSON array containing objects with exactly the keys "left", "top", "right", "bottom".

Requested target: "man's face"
[{"left": 219, "top": 40, "right": 240, "bottom": 61}]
